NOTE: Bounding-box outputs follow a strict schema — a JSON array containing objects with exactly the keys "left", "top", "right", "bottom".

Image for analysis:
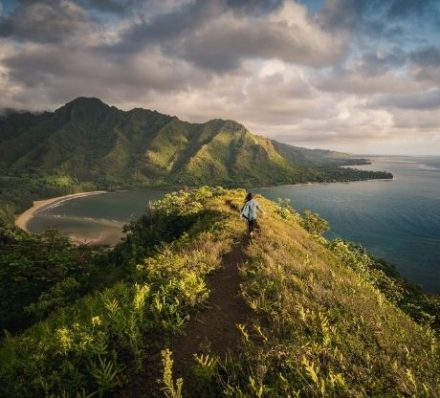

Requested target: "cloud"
[
  {"left": 82, "top": 0, "right": 284, "bottom": 18},
  {"left": 1, "top": 41, "right": 213, "bottom": 111},
  {"left": 80, "top": 0, "right": 133, "bottom": 13},
  {"left": 411, "top": 47, "right": 440, "bottom": 67},
  {"left": 374, "top": 90, "right": 440, "bottom": 110},
  {"left": 408, "top": 47, "right": 440, "bottom": 85},
  {"left": 80, "top": 0, "right": 192, "bottom": 16},
  {"left": 105, "top": 1, "right": 345, "bottom": 71},
  {"left": 112, "top": 0, "right": 216, "bottom": 52},
  {"left": 392, "top": 109, "right": 440, "bottom": 130},
  {"left": 355, "top": 48, "right": 406, "bottom": 76},
  {"left": 387, "top": 0, "right": 439, "bottom": 19},
  {"left": 175, "top": 2, "right": 345, "bottom": 70},
  {"left": 0, "top": 0, "right": 93, "bottom": 43},
  {"left": 315, "top": 0, "right": 440, "bottom": 64},
  {"left": 317, "top": 0, "right": 378, "bottom": 31},
  {"left": 318, "top": 0, "right": 440, "bottom": 30},
  {"left": 0, "top": 0, "right": 439, "bottom": 155},
  {"left": 313, "top": 68, "right": 421, "bottom": 95}
]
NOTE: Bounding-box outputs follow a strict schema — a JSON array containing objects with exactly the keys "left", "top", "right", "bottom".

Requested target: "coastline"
[{"left": 15, "top": 191, "right": 107, "bottom": 232}]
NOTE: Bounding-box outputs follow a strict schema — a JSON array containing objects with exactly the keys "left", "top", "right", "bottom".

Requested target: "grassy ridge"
[
  {"left": 214, "top": 194, "right": 439, "bottom": 397},
  {"left": 1, "top": 188, "right": 437, "bottom": 397},
  {"left": 0, "top": 188, "right": 236, "bottom": 397}
]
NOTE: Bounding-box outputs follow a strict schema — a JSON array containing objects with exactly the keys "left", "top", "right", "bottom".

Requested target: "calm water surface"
[
  {"left": 256, "top": 156, "right": 440, "bottom": 293},
  {"left": 27, "top": 190, "right": 165, "bottom": 245},
  {"left": 28, "top": 156, "right": 440, "bottom": 293}
]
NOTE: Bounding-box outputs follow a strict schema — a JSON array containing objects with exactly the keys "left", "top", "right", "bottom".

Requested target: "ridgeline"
[
  {"left": 0, "top": 97, "right": 392, "bottom": 225},
  {"left": 0, "top": 187, "right": 438, "bottom": 397}
]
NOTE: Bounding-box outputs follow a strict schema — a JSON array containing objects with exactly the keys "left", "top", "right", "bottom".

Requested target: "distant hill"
[{"left": 0, "top": 97, "right": 392, "bottom": 188}]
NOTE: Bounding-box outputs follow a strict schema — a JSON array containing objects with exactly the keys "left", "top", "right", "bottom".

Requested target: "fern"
[{"left": 89, "top": 356, "right": 121, "bottom": 396}]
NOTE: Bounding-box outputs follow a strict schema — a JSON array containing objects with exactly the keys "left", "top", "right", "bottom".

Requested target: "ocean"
[{"left": 27, "top": 156, "right": 440, "bottom": 293}]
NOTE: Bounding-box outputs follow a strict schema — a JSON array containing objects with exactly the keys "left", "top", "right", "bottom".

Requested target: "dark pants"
[{"left": 248, "top": 218, "right": 258, "bottom": 234}]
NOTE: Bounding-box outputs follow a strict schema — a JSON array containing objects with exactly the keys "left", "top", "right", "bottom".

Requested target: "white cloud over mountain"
[{"left": 0, "top": 0, "right": 439, "bottom": 154}]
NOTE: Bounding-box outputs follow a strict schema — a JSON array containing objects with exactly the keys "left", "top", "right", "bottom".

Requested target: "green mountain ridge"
[
  {"left": 1, "top": 101, "right": 437, "bottom": 397},
  {"left": 0, "top": 188, "right": 438, "bottom": 397},
  {"left": 0, "top": 97, "right": 391, "bottom": 188}
]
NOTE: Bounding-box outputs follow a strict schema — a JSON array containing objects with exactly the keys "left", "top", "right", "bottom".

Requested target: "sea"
[{"left": 27, "top": 156, "right": 440, "bottom": 293}]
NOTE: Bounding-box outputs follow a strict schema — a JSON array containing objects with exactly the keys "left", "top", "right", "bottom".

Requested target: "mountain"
[
  {"left": 0, "top": 188, "right": 438, "bottom": 397},
  {"left": 0, "top": 97, "right": 392, "bottom": 188}
]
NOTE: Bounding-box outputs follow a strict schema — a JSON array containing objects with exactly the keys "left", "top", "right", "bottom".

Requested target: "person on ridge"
[{"left": 240, "top": 192, "right": 264, "bottom": 238}]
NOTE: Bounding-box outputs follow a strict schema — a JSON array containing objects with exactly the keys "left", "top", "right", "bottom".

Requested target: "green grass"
[
  {"left": 210, "top": 193, "right": 440, "bottom": 397},
  {"left": 0, "top": 188, "right": 234, "bottom": 397},
  {"left": 0, "top": 187, "right": 438, "bottom": 397}
]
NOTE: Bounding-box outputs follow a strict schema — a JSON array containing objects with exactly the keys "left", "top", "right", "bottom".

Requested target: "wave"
[{"left": 418, "top": 163, "right": 440, "bottom": 171}]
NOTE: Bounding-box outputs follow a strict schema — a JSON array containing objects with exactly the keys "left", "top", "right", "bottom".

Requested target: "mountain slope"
[
  {"left": 0, "top": 97, "right": 392, "bottom": 188},
  {"left": 0, "top": 188, "right": 438, "bottom": 397}
]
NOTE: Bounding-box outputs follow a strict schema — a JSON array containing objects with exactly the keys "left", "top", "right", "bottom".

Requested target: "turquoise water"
[{"left": 27, "top": 156, "right": 440, "bottom": 293}]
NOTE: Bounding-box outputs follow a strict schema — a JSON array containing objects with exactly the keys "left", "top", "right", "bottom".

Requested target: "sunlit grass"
[{"left": 0, "top": 187, "right": 438, "bottom": 397}]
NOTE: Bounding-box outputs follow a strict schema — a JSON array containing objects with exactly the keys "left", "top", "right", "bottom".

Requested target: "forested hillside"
[
  {"left": 0, "top": 98, "right": 392, "bottom": 224},
  {"left": 0, "top": 97, "right": 389, "bottom": 188},
  {"left": 0, "top": 188, "right": 438, "bottom": 397}
]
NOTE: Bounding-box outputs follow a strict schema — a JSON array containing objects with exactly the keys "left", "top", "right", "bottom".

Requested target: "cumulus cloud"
[
  {"left": 171, "top": 1, "right": 345, "bottom": 70},
  {"left": 0, "top": 0, "right": 439, "bottom": 155},
  {"left": 0, "top": 0, "right": 93, "bottom": 43},
  {"left": 103, "top": 0, "right": 344, "bottom": 70}
]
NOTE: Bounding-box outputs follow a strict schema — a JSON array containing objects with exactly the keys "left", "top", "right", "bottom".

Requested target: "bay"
[
  {"left": 255, "top": 156, "right": 440, "bottom": 293},
  {"left": 26, "top": 190, "right": 165, "bottom": 246},
  {"left": 27, "top": 156, "right": 440, "bottom": 293}
]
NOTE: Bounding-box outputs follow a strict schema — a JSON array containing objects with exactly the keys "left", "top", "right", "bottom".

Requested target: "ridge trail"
[{"left": 118, "top": 240, "right": 250, "bottom": 397}]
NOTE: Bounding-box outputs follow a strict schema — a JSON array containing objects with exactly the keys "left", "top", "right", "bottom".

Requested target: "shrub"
[{"left": 302, "top": 210, "right": 330, "bottom": 235}]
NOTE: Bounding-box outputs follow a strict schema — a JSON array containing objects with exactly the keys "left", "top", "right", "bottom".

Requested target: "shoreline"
[
  {"left": 15, "top": 191, "right": 108, "bottom": 233},
  {"left": 255, "top": 177, "right": 394, "bottom": 190}
]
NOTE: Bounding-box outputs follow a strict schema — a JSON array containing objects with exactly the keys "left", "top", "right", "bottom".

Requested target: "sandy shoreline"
[{"left": 15, "top": 191, "right": 108, "bottom": 232}]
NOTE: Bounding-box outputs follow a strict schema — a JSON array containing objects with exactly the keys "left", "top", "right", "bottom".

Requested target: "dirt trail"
[
  {"left": 118, "top": 241, "right": 250, "bottom": 397},
  {"left": 170, "top": 243, "right": 249, "bottom": 377}
]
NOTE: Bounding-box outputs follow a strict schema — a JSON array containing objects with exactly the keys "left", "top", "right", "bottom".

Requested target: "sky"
[{"left": 0, "top": 0, "right": 440, "bottom": 155}]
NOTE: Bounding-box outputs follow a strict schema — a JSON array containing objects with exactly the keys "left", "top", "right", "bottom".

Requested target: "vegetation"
[
  {"left": 0, "top": 172, "right": 98, "bottom": 226},
  {"left": 0, "top": 188, "right": 438, "bottom": 397},
  {"left": 210, "top": 192, "right": 440, "bottom": 397},
  {"left": 0, "top": 229, "right": 103, "bottom": 332},
  {"left": 301, "top": 210, "right": 330, "bottom": 235},
  {"left": 0, "top": 187, "right": 234, "bottom": 397},
  {"left": 0, "top": 97, "right": 392, "bottom": 221},
  {"left": 0, "top": 98, "right": 392, "bottom": 231},
  {"left": 327, "top": 239, "right": 440, "bottom": 331}
]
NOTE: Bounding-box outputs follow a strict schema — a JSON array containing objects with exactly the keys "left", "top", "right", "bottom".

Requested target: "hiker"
[{"left": 240, "top": 192, "right": 264, "bottom": 237}]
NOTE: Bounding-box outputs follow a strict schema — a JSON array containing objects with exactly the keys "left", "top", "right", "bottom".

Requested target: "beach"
[{"left": 15, "top": 191, "right": 107, "bottom": 233}]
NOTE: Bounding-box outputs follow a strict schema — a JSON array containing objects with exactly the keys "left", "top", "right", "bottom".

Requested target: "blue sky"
[
  {"left": 0, "top": 0, "right": 15, "bottom": 15},
  {"left": 0, "top": 0, "right": 439, "bottom": 155}
]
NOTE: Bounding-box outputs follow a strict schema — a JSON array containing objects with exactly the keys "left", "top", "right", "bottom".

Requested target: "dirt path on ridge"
[
  {"left": 170, "top": 243, "right": 249, "bottom": 377},
  {"left": 118, "top": 240, "right": 250, "bottom": 397}
]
